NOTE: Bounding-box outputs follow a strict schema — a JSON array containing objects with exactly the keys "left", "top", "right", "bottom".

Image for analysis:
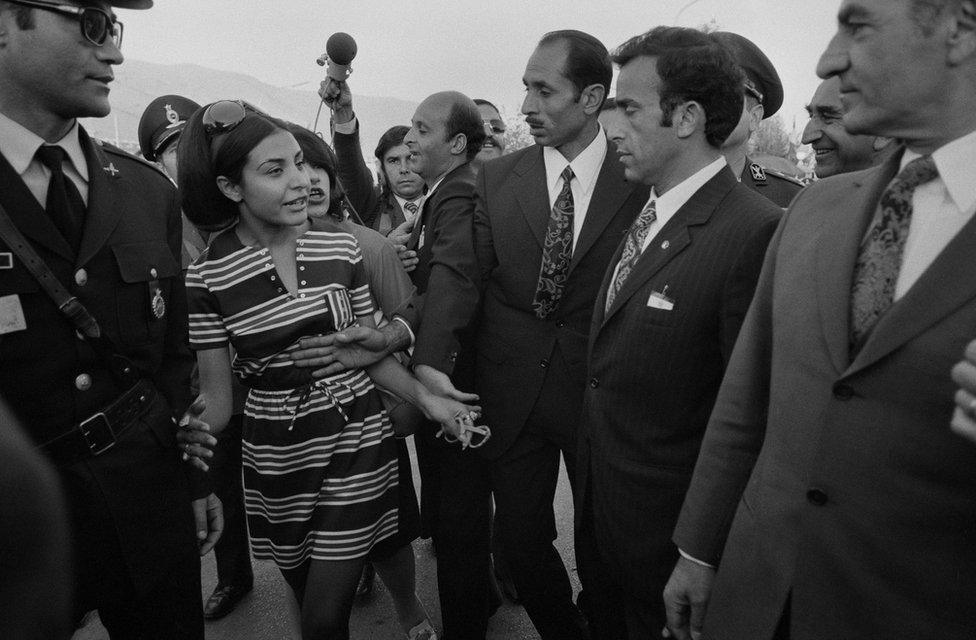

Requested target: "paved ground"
[{"left": 73, "top": 440, "right": 579, "bottom": 639}]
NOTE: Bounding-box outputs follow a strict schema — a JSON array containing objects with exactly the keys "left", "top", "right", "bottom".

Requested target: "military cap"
[
  {"left": 109, "top": 1, "right": 153, "bottom": 8},
  {"left": 711, "top": 31, "right": 783, "bottom": 119},
  {"left": 137, "top": 95, "right": 201, "bottom": 161}
]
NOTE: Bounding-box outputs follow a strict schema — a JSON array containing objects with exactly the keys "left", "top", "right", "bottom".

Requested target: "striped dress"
[{"left": 186, "top": 218, "right": 398, "bottom": 569}]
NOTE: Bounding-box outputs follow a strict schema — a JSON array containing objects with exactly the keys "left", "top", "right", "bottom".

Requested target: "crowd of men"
[{"left": 2, "top": 0, "right": 976, "bottom": 639}]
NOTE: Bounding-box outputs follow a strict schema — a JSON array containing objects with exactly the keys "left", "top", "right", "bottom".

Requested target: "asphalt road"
[{"left": 73, "top": 439, "right": 579, "bottom": 640}]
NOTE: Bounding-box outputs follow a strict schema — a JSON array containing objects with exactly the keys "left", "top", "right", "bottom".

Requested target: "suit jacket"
[
  {"left": 473, "top": 144, "right": 648, "bottom": 459},
  {"left": 333, "top": 124, "right": 408, "bottom": 234},
  {"left": 673, "top": 149, "right": 976, "bottom": 639},
  {"left": 405, "top": 162, "right": 481, "bottom": 382},
  {"left": 0, "top": 128, "right": 196, "bottom": 592},
  {"left": 578, "top": 166, "right": 781, "bottom": 599}
]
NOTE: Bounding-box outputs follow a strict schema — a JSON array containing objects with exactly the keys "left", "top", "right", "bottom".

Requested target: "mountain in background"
[{"left": 81, "top": 58, "right": 418, "bottom": 163}]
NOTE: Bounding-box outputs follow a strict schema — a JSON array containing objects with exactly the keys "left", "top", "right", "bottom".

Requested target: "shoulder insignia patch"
[{"left": 749, "top": 163, "right": 766, "bottom": 182}]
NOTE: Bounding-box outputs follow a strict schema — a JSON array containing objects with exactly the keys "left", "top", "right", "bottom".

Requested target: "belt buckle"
[{"left": 79, "top": 412, "right": 115, "bottom": 455}]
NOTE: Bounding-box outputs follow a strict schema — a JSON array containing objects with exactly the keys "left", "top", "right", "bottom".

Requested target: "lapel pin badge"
[{"left": 661, "top": 240, "right": 670, "bottom": 250}]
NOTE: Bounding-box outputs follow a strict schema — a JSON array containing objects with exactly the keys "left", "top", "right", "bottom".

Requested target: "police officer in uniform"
[
  {"left": 0, "top": 2, "right": 220, "bottom": 638},
  {"left": 713, "top": 31, "right": 805, "bottom": 208},
  {"left": 139, "top": 94, "right": 255, "bottom": 620}
]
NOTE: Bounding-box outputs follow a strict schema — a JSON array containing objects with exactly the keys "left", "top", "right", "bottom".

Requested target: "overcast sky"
[{"left": 121, "top": 1, "right": 843, "bottom": 135}]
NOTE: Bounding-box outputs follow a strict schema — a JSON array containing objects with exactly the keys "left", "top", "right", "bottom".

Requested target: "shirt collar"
[
  {"left": 394, "top": 194, "right": 422, "bottom": 210},
  {"left": 653, "top": 156, "right": 728, "bottom": 222},
  {"left": 0, "top": 111, "right": 89, "bottom": 183},
  {"left": 542, "top": 125, "right": 608, "bottom": 196},
  {"left": 903, "top": 128, "right": 976, "bottom": 214}
]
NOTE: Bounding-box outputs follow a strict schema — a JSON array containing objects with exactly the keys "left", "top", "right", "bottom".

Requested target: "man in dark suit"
[
  {"left": 575, "top": 27, "right": 782, "bottom": 639},
  {"left": 665, "top": 1, "right": 976, "bottom": 638},
  {"left": 471, "top": 30, "right": 648, "bottom": 640},
  {"left": 0, "top": 2, "right": 219, "bottom": 637},
  {"left": 714, "top": 31, "right": 805, "bottom": 208}
]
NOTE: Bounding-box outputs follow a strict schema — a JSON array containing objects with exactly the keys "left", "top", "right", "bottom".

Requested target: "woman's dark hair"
[
  {"left": 177, "top": 103, "right": 290, "bottom": 230},
  {"left": 373, "top": 125, "right": 410, "bottom": 195},
  {"left": 287, "top": 124, "right": 346, "bottom": 220}
]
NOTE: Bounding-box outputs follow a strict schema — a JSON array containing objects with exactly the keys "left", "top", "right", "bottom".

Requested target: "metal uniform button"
[
  {"left": 150, "top": 267, "right": 158, "bottom": 278},
  {"left": 540, "top": 359, "right": 550, "bottom": 369},
  {"left": 75, "top": 373, "right": 92, "bottom": 391},
  {"left": 300, "top": 280, "right": 307, "bottom": 286},
  {"left": 555, "top": 320, "right": 565, "bottom": 328},
  {"left": 806, "top": 488, "right": 828, "bottom": 506},
  {"left": 589, "top": 377, "right": 600, "bottom": 389},
  {"left": 74, "top": 268, "right": 88, "bottom": 286}
]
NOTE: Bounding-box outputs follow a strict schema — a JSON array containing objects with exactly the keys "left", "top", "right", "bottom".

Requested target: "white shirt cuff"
[
  {"left": 679, "top": 549, "right": 716, "bottom": 569},
  {"left": 333, "top": 115, "right": 357, "bottom": 135}
]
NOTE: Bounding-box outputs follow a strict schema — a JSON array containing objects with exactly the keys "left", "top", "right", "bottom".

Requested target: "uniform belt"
[{"left": 39, "top": 379, "right": 157, "bottom": 466}]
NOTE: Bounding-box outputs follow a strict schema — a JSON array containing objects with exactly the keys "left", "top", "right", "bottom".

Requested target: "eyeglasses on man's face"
[{"left": 8, "top": 0, "right": 123, "bottom": 48}]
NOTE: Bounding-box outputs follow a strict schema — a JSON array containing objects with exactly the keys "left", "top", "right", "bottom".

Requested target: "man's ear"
[
  {"left": 748, "top": 102, "right": 765, "bottom": 135},
  {"left": 872, "top": 136, "right": 893, "bottom": 152},
  {"left": 673, "top": 100, "right": 705, "bottom": 140},
  {"left": 449, "top": 132, "right": 468, "bottom": 157},
  {"left": 946, "top": 0, "right": 976, "bottom": 66},
  {"left": 579, "top": 83, "right": 607, "bottom": 116},
  {"left": 216, "top": 176, "right": 243, "bottom": 203}
]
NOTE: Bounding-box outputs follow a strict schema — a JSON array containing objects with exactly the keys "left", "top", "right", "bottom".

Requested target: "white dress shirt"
[
  {"left": 0, "top": 111, "right": 89, "bottom": 206},
  {"left": 542, "top": 126, "right": 608, "bottom": 252},
  {"left": 895, "top": 129, "right": 976, "bottom": 300}
]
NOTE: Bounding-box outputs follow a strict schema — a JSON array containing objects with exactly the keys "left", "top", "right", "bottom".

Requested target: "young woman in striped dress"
[{"left": 177, "top": 102, "right": 476, "bottom": 640}]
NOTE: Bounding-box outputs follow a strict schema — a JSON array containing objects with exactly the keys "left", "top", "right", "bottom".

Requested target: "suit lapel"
[
  {"left": 814, "top": 153, "right": 901, "bottom": 374},
  {"left": 77, "top": 131, "right": 123, "bottom": 267},
  {"left": 848, "top": 193, "right": 976, "bottom": 376},
  {"left": 0, "top": 148, "right": 75, "bottom": 262},
  {"left": 512, "top": 146, "right": 550, "bottom": 249},
  {"left": 601, "top": 167, "right": 736, "bottom": 326},
  {"left": 569, "top": 150, "right": 635, "bottom": 275}
]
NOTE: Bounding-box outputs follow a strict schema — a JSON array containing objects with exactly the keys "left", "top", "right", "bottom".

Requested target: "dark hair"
[
  {"left": 538, "top": 30, "right": 612, "bottom": 108},
  {"left": 473, "top": 98, "right": 500, "bottom": 115},
  {"left": 613, "top": 26, "right": 744, "bottom": 148},
  {"left": 373, "top": 125, "right": 410, "bottom": 194},
  {"left": 177, "top": 104, "right": 290, "bottom": 230},
  {"left": 446, "top": 97, "right": 486, "bottom": 162},
  {"left": 287, "top": 124, "right": 345, "bottom": 219},
  {"left": 0, "top": 2, "right": 33, "bottom": 28}
]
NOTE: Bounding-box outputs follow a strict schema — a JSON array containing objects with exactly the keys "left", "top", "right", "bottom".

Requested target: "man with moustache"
[
  {"left": 576, "top": 26, "right": 782, "bottom": 639},
  {"left": 0, "top": 1, "right": 219, "bottom": 637},
  {"left": 714, "top": 31, "right": 805, "bottom": 208},
  {"left": 473, "top": 98, "right": 507, "bottom": 167},
  {"left": 471, "top": 29, "right": 649, "bottom": 640},
  {"left": 802, "top": 76, "right": 892, "bottom": 178},
  {"left": 665, "top": 1, "right": 976, "bottom": 638}
]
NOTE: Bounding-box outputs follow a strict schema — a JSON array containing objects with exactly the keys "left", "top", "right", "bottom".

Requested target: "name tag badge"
[
  {"left": 647, "top": 288, "right": 675, "bottom": 311},
  {"left": 0, "top": 294, "right": 27, "bottom": 335}
]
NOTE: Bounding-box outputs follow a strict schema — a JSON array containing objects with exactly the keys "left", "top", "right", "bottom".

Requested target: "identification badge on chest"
[
  {"left": 148, "top": 277, "right": 166, "bottom": 319},
  {"left": 417, "top": 225, "right": 427, "bottom": 250},
  {"left": 0, "top": 294, "right": 27, "bottom": 335}
]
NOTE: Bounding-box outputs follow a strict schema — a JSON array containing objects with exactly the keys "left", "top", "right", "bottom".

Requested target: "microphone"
[{"left": 316, "top": 32, "right": 357, "bottom": 82}]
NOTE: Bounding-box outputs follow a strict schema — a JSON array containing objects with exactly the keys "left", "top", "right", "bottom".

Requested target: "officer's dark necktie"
[
  {"left": 605, "top": 198, "right": 657, "bottom": 312},
  {"left": 849, "top": 155, "right": 939, "bottom": 355},
  {"left": 35, "top": 145, "right": 85, "bottom": 253},
  {"left": 532, "top": 165, "right": 574, "bottom": 319}
]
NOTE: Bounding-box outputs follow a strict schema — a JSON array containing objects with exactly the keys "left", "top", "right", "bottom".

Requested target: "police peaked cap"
[
  {"left": 137, "top": 95, "right": 202, "bottom": 161},
  {"left": 711, "top": 31, "right": 784, "bottom": 119}
]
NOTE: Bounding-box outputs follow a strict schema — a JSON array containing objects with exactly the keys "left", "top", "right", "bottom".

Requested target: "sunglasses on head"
[
  {"left": 202, "top": 100, "right": 270, "bottom": 139},
  {"left": 8, "top": 0, "right": 123, "bottom": 48},
  {"left": 482, "top": 119, "right": 506, "bottom": 136},
  {"left": 743, "top": 79, "right": 764, "bottom": 105}
]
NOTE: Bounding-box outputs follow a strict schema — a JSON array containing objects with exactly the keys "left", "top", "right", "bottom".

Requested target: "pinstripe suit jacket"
[{"left": 578, "top": 166, "right": 781, "bottom": 599}]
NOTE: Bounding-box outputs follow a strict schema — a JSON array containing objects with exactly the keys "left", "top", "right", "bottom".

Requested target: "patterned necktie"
[
  {"left": 36, "top": 145, "right": 85, "bottom": 253},
  {"left": 403, "top": 200, "right": 419, "bottom": 219},
  {"left": 605, "top": 199, "right": 657, "bottom": 312},
  {"left": 849, "top": 155, "right": 939, "bottom": 354},
  {"left": 532, "top": 165, "right": 575, "bottom": 319}
]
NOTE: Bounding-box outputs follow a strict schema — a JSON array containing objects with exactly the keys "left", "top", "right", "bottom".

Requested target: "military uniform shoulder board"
[
  {"left": 95, "top": 139, "right": 172, "bottom": 182},
  {"left": 763, "top": 167, "right": 806, "bottom": 188},
  {"left": 749, "top": 162, "right": 767, "bottom": 182}
]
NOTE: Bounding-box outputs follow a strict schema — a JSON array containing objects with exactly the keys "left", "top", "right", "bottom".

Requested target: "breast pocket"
[{"left": 112, "top": 241, "right": 179, "bottom": 346}]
